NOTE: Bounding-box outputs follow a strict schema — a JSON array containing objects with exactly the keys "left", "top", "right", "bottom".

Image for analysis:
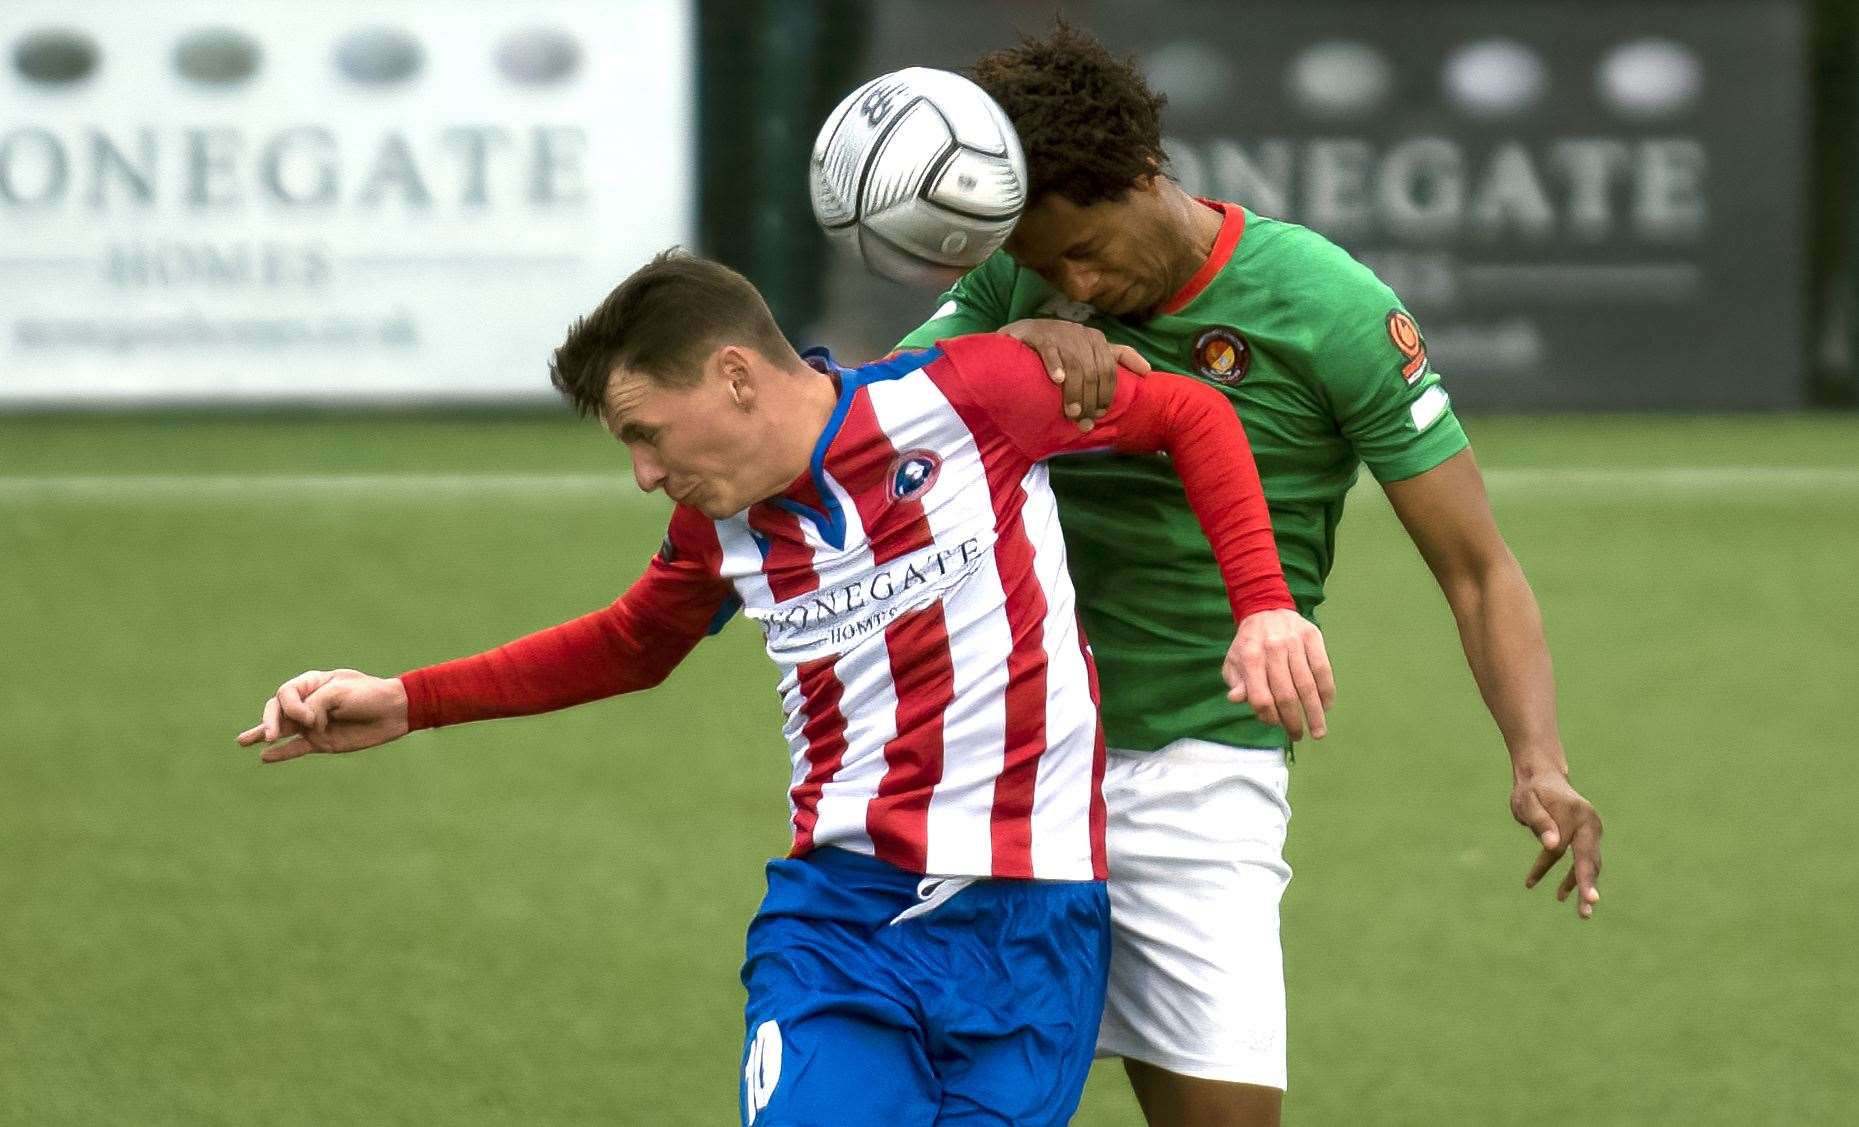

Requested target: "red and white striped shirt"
[{"left": 402, "top": 335, "right": 1293, "bottom": 881}]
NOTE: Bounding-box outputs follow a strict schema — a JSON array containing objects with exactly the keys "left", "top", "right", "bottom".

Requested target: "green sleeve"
[
  {"left": 894, "top": 253, "right": 1016, "bottom": 351},
  {"left": 1310, "top": 267, "right": 1469, "bottom": 484}
]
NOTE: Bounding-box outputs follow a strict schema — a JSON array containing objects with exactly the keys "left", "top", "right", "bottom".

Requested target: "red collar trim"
[{"left": 1157, "top": 199, "right": 1244, "bottom": 317}]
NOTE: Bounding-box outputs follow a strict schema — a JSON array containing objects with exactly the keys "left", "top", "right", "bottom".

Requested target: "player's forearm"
[
  {"left": 401, "top": 600, "right": 689, "bottom": 731},
  {"left": 1130, "top": 376, "right": 1295, "bottom": 622},
  {"left": 1440, "top": 553, "right": 1568, "bottom": 779}
]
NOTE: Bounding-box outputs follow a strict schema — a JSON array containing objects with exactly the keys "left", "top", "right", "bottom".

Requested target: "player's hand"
[
  {"left": 999, "top": 318, "right": 1149, "bottom": 431},
  {"left": 235, "top": 668, "right": 410, "bottom": 763},
  {"left": 1223, "top": 609, "right": 1335, "bottom": 741},
  {"left": 1514, "top": 770, "right": 1604, "bottom": 919}
]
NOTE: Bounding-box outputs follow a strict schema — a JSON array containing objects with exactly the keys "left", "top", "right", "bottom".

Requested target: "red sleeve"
[
  {"left": 934, "top": 334, "right": 1294, "bottom": 623},
  {"left": 399, "top": 506, "right": 732, "bottom": 731}
]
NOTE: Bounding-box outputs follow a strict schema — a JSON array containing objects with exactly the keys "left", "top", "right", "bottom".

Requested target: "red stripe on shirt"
[
  {"left": 865, "top": 602, "right": 955, "bottom": 873},
  {"left": 788, "top": 655, "right": 849, "bottom": 858},
  {"left": 925, "top": 358, "right": 1051, "bottom": 879},
  {"left": 746, "top": 499, "right": 820, "bottom": 601},
  {"left": 831, "top": 389, "right": 937, "bottom": 565}
]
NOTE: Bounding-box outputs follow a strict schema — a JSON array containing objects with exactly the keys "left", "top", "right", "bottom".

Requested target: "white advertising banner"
[{"left": 0, "top": 0, "right": 693, "bottom": 405}]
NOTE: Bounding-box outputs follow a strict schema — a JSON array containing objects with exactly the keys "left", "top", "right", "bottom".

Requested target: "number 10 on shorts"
[{"left": 743, "top": 1020, "right": 782, "bottom": 1124}]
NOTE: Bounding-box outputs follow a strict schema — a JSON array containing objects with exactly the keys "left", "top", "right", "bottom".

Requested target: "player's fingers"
[
  {"left": 1557, "top": 866, "right": 1578, "bottom": 902},
  {"left": 283, "top": 670, "right": 339, "bottom": 729},
  {"left": 1112, "top": 343, "right": 1151, "bottom": 375},
  {"left": 1086, "top": 341, "right": 1116, "bottom": 418},
  {"left": 1048, "top": 343, "right": 1089, "bottom": 421},
  {"left": 1524, "top": 841, "right": 1566, "bottom": 890},
  {"left": 1031, "top": 339, "right": 1066, "bottom": 387},
  {"left": 302, "top": 681, "right": 348, "bottom": 734},
  {"left": 236, "top": 723, "right": 269, "bottom": 746},
  {"left": 1265, "top": 649, "right": 1304, "bottom": 741},
  {"left": 1513, "top": 788, "right": 1560, "bottom": 856},
  {"left": 1063, "top": 346, "right": 1101, "bottom": 429},
  {"left": 1524, "top": 840, "right": 1568, "bottom": 892},
  {"left": 259, "top": 696, "right": 283, "bottom": 742},
  {"left": 1288, "top": 642, "right": 1327, "bottom": 739},
  {"left": 277, "top": 681, "right": 316, "bottom": 729},
  {"left": 259, "top": 737, "right": 314, "bottom": 764},
  {"left": 1242, "top": 648, "right": 1279, "bottom": 729},
  {"left": 1222, "top": 650, "right": 1247, "bottom": 701},
  {"left": 1571, "top": 820, "right": 1603, "bottom": 917},
  {"left": 1304, "top": 628, "right": 1337, "bottom": 710}
]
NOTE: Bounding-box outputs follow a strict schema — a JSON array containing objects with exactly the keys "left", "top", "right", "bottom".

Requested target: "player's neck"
[
  {"left": 756, "top": 363, "right": 842, "bottom": 504},
  {"left": 1167, "top": 182, "right": 1222, "bottom": 261},
  {"left": 1159, "top": 181, "right": 1225, "bottom": 295},
  {"left": 1190, "top": 192, "right": 1224, "bottom": 258}
]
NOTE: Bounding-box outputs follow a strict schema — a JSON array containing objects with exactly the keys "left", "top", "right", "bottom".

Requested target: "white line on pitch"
[
  {"left": 0, "top": 472, "right": 659, "bottom": 502},
  {"left": 0, "top": 467, "right": 1856, "bottom": 503},
  {"left": 1478, "top": 467, "right": 1859, "bottom": 493}
]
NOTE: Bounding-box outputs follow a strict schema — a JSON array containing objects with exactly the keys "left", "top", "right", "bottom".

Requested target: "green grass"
[{"left": 3, "top": 414, "right": 1856, "bottom": 1124}]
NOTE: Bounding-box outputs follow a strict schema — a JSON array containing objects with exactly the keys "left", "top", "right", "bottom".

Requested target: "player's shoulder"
[
  {"left": 931, "top": 332, "right": 1038, "bottom": 370},
  {"left": 969, "top": 249, "right": 1022, "bottom": 280},
  {"left": 921, "top": 334, "right": 1050, "bottom": 399},
  {"left": 1236, "top": 209, "right": 1398, "bottom": 312}
]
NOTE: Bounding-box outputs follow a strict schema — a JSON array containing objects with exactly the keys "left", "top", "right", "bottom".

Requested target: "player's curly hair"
[{"left": 971, "top": 21, "right": 1168, "bottom": 208}]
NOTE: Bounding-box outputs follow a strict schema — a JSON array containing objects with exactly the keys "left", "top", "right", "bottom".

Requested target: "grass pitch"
[{"left": 3, "top": 414, "right": 1856, "bottom": 1124}]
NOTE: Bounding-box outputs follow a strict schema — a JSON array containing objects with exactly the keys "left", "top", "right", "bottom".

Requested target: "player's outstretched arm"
[
  {"left": 236, "top": 669, "right": 410, "bottom": 763},
  {"left": 1383, "top": 446, "right": 1603, "bottom": 919},
  {"left": 235, "top": 529, "right": 731, "bottom": 765}
]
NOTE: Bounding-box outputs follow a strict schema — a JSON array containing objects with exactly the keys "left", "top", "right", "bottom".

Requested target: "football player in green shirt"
[{"left": 892, "top": 26, "right": 1604, "bottom": 1127}]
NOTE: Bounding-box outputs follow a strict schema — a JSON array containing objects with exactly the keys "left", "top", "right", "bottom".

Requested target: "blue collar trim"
[{"left": 773, "top": 346, "right": 943, "bottom": 550}]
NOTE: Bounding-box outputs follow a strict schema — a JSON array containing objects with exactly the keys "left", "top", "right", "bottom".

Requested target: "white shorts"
[{"left": 1096, "top": 738, "right": 1292, "bottom": 1091}]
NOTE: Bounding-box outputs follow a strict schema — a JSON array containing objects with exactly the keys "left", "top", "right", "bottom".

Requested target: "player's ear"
[{"left": 714, "top": 345, "right": 756, "bottom": 411}]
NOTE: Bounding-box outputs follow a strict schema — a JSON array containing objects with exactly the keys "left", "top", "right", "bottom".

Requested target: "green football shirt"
[{"left": 895, "top": 202, "right": 1469, "bottom": 752}]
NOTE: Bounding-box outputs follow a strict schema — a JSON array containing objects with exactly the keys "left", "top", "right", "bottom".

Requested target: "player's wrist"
[
  {"left": 392, "top": 672, "right": 432, "bottom": 731},
  {"left": 1232, "top": 597, "right": 1299, "bottom": 625},
  {"left": 1509, "top": 743, "right": 1569, "bottom": 784}
]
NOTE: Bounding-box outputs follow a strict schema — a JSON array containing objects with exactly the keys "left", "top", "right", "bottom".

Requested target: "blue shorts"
[{"left": 738, "top": 847, "right": 1110, "bottom": 1126}]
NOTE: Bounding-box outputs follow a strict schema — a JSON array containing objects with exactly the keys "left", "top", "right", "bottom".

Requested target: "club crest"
[
  {"left": 1193, "top": 326, "right": 1250, "bottom": 385},
  {"left": 1387, "top": 309, "right": 1429, "bottom": 384},
  {"left": 888, "top": 449, "right": 942, "bottom": 502}
]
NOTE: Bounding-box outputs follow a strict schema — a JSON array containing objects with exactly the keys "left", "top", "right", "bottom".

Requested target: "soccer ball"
[{"left": 810, "top": 67, "right": 1029, "bottom": 288}]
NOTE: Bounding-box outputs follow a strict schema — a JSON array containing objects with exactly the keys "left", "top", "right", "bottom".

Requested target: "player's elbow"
[{"left": 1435, "top": 540, "right": 1528, "bottom": 616}]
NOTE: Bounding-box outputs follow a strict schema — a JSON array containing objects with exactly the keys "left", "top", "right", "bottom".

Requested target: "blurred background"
[{"left": 4, "top": 1, "right": 1855, "bottom": 1124}]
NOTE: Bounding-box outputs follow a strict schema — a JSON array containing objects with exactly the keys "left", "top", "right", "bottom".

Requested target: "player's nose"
[
  {"left": 1058, "top": 261, "right": 1099, "bottom": 305},
  {"left": 631, "top": 447, "right": 667, "bottom": 493}
]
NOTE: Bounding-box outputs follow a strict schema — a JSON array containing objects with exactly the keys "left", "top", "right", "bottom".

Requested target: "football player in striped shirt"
[
  {"left": 236, "top": 250, "right": 1333, "bottom": 1126},
  {"left": 892, "top": 25, "right": 1607, "bottom": 1126}
]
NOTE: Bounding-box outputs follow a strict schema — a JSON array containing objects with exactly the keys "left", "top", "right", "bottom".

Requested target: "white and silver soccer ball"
[{"left": 810, "top": 67, "right": 1029, "bottom": 288}]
